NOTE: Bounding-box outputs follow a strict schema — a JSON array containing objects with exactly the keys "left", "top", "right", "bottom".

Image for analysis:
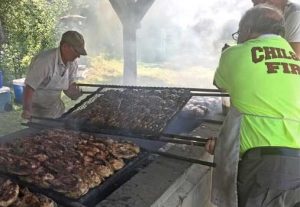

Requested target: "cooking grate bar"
[
  {"left": 24, "top": 121, "right": 209, "bottom": 147},
  {"left": 81, "top": 91, "right": 230, "bottom": 98},
  {"left": 77, "top": 83, "right": 222, "bottom": 93},
  {"left": 82, "top": 128, "right": 206, "bottom": 146}
]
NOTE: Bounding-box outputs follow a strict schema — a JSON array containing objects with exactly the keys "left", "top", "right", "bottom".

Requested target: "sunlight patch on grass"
[
  {"left": 84, "top": 55, "right": 123, "bottom": 83},
  {"left": 84, "top": 55, "right": 215, "bottom": 88}
]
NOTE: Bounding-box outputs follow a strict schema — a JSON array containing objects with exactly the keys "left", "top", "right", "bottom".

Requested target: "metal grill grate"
[{"left": 62, "top": 87, "right": 192, "bottom": 137}]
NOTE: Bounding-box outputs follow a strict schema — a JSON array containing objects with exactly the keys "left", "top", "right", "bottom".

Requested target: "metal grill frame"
[{"left": 61, "top": 85, "right": 193, "bottom": 138}]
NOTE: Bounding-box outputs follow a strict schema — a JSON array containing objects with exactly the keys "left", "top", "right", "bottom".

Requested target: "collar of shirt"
[
  {"left": 57, "top": 48, "right": 65, "bottom": 67},
  {"left": 56, "top": 48, "right": 68, "bottom": 76}
]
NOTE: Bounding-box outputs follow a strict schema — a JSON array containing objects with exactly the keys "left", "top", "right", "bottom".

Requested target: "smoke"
[
  {"left": 64, "top": 0, "right": 252, "bottom": 64},
  {"left": 138, "top": 0, "right": 252, "bottom": 69},
  {"left": 62, "top": 0, "right": 253, "bottom": 86},
  {"left": 59, "top": 0, "right": 123, "bottom": 58}
]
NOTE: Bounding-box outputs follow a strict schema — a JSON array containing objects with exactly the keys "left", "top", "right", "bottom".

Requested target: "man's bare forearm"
[{"left": 22, "top": 84, "right": 35, "bottom": 119}]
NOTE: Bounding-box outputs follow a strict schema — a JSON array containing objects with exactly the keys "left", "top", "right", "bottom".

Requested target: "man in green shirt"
[{"left": 206, "top": 4, "right": 300, "bottom": 207}]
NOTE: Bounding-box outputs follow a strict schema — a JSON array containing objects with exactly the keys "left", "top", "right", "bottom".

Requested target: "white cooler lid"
[
  {"left": 13, "top": 78, "right": 25, "bottom": 86},
  {"left": 0, "top": 86, "right": 10, "bottom": 93}
]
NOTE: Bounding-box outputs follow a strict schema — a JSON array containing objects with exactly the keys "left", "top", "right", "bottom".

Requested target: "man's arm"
[
  {"left": 22, "top": 84, "right": 35, "bottom": 120},
  {"left": 289, "top": 42, "right": 300, "bottom": 58},
  {"left": 205, "top": 137, "right": 217, "bottom": 155}
]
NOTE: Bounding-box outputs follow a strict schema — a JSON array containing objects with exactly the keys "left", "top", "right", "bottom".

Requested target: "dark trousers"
[{"left": 238, "top": 147, "right": 300, "bottom": 207}]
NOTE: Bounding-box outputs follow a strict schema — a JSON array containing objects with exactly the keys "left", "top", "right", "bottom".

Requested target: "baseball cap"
[{"left": 61, "top": 30, "right": 87, "bottom": 56}]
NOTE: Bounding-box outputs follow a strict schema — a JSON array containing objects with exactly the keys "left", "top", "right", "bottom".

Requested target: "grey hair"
[{"left": 239, "top": 3, "right": 285, "bottom": 36}]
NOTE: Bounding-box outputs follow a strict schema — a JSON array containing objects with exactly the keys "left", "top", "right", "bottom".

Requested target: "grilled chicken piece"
[
  {"left": 33, "top": 154, "right": 48, "bottom": 162},
  {"left": 78, "top": 167, "right": 102, "bottom": 189},
  {"left": 108, "top": 158, "right": 125, "bottom": 171},
  {"left": 35, "top": 172, "right": 56, "bottom": 189},
  {"left": 18, "top": 168, "right": 54, "bottom": 189},
  {"left": 10, "top": 187, "right": 56, "bottom": 207},
  {"left": 37, "top": 194, "right": 56, "bottom": 207},
  {"left": 49, "top": 174, "right": 89, "bottom": 199},
  {"left": 109, "top": 142, "right": 140, "bottom": 159},
  {"left": 7, "top": 156, "right": 41, "bottom": 176},
  {"left": 0, "top": 178, "right": 19, "bottom": 207},
  {"left": 94, "top": 165, "right": 113, "bottom": 178}
]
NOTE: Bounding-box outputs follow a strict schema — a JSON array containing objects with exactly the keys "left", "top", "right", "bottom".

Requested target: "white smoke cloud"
[
  {"left": 138, "top": 0, "right": 253, "bottom": 69},
  {"left": 73, "top": 0, "right": 255, "bottom": 86}
]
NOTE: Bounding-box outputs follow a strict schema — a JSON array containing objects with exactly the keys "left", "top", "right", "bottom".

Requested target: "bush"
[{"left": 0, "top": 0, "right": 69, "bottom": 84}]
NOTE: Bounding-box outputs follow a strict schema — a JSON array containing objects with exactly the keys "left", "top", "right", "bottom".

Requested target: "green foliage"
[{"left": 0, "top": 0, "right": 69, "bottom": 83}]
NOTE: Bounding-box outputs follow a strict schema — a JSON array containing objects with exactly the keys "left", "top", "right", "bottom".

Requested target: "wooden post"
[
  {"left": 123, "top": 22, "right": 137, "bottom": 84},
  {"left": 109, "top": 0, "right": 155, "bottom": 85}
]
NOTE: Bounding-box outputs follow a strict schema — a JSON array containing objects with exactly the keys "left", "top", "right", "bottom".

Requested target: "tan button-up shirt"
[{"left": 25, "top": 48, "right": 78, "bottom": 118}]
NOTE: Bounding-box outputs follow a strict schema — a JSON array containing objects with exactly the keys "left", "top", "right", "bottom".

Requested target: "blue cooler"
[
  {"left": 0, "top": 86, "right": 12, "bottom": 112},
  {"left": 13, "top": 78, "right": 25, "bottom": 104},
  {"left": 0, "top": 70, "right": 3, "bottom": 88}
]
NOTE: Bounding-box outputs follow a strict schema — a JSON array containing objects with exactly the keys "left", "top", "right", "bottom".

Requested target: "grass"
[
  {"left": 0, "top": 55, "right": 215, "bottom": 136},
  {"left": 0, "top": 104, "right": 25, "bottom": 137},
  {"left": 84, "top": 55, "right": 215, "bottom": 88}
]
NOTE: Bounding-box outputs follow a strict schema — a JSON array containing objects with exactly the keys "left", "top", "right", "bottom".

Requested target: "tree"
[{"left": 0, "top": 0, "right": 69, "bottom": 83}]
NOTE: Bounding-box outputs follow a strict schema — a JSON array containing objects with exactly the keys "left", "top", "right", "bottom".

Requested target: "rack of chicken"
[
  {"left": 63, "top": 88, "right": 190, "bottom": 136},
  {"left": 0, "top": 129, "right": 140, "bottom": 199}
]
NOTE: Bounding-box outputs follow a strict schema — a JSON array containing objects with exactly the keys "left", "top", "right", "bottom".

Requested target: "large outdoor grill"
[{"left": 0, "top": 84, "right": 227, "bottom": 207}]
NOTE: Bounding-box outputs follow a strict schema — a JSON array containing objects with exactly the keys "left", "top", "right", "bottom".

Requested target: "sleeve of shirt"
[
  {"left": 68, "top": 61, "right": 78, "bottom": 84},
  {"left": 285, "top": 11, "right": 300, "bottom": 42},
  {"left": 213, "top": 51, "right": 231, "bottom": 92},
  {"left": 25, "top": 56, "right": 50, "bottom": 90}
]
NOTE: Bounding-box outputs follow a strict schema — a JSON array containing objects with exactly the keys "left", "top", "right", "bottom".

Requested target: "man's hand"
[
  {"left": 64, "top": 82, "right": 82, "bottom": 100},
  {"left": 222, "top": 43, "right": 230, "bottom": 52},
  {"left": 205, "top": 137, "right": 217, "bottom": 155},
  {"left": 22, "top": 84, "right": 34, "bottom": 120}
]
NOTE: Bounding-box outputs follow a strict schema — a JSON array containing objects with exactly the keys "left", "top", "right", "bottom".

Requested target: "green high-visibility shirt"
[{"left": 214, "top": 35, "right": 300, "bottom": 155}]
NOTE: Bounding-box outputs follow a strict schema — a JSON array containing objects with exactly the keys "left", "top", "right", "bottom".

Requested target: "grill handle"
[
  {"left": 190, "top": 92, "right": 229, "bottom": 97},
  {"left": 31, "top": 116, "right": 63, "bottom": 122},
  {"left": 156, "top": 137, "right": 206, "bottom": 146},
  {"left": 144, "top": 148, "right": 216, "bottom": 167},
  {"left": 161, "top": 133, "right": 208, "bottom": 142}
]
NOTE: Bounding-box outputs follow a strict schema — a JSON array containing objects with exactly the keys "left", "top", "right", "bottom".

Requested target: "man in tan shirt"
[{"left": 22, "top": 31, "right": 87, "bottom": 119}]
